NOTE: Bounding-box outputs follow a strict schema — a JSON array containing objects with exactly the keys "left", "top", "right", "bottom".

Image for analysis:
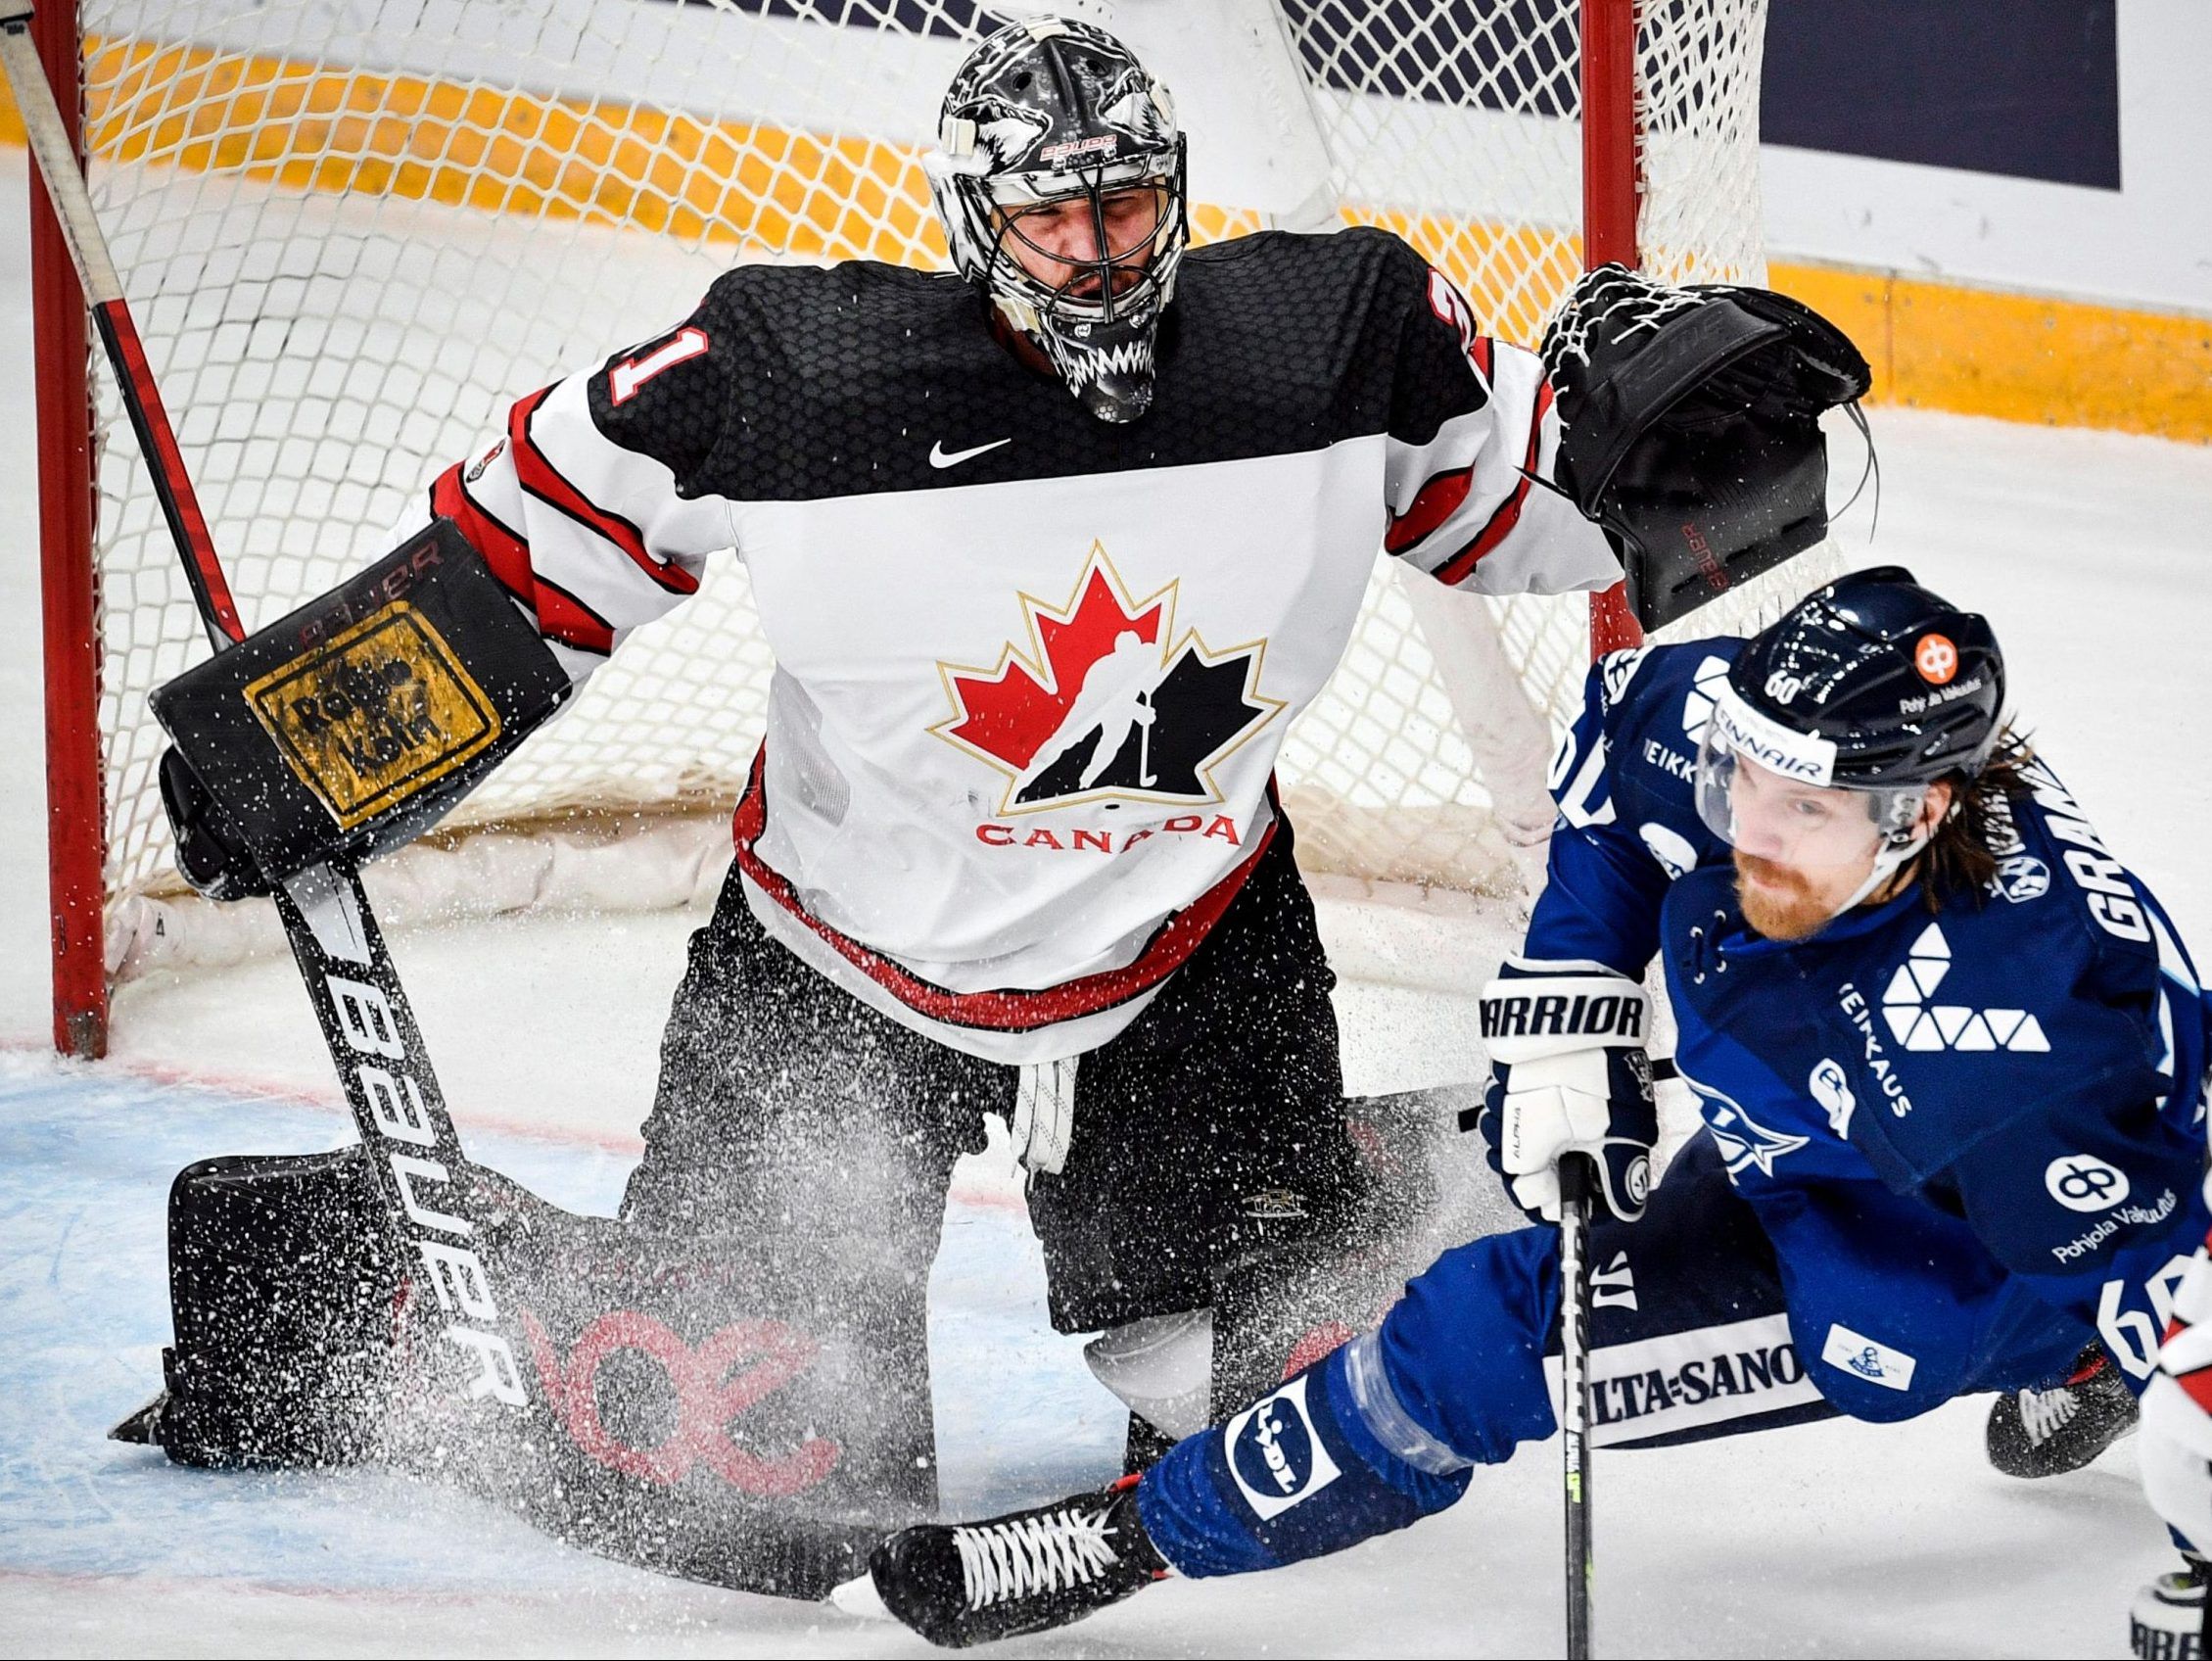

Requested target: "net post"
[
  {"left": 25, "top": 0, "right": 108, "bottom": 1058},
  {"left": 1582, "top": 0, "right": 1644, "bottom": 662}
]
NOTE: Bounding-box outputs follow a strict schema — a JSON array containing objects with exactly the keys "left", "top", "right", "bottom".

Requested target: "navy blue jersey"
[
  {"left": 1125, "top": 638, "right": 2212, "bottom": 1583},
  {"left": 1530, "top": 640, "right": 2212, "bottom": 1390}
]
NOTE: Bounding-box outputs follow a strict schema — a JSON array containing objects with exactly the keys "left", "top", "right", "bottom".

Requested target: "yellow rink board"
[
  {"left": 3, "top": 39, "right": 2206, "bottom": 444},
  {"left": 1768, "top": 262, "right": 2212, "bottom": 446}
]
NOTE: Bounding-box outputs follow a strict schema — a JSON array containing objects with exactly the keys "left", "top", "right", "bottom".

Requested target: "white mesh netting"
[{"left": 69, "top": 0, "right": 1816, "bottom": 979}]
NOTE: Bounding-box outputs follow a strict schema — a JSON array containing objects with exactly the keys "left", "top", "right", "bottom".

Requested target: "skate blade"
[{"left": 827, "top": 1571, "right": 893, "bottom": 1622}]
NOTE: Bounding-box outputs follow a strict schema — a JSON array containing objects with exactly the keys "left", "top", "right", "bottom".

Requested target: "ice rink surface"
[{"left": 3, "top": 144, "right": 2212, "bottom": 1654}]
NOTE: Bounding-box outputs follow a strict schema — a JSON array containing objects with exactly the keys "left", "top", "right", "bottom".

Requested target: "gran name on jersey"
[{"left": 1534, "top": 638, "right": 2212, "bottom": 1401}]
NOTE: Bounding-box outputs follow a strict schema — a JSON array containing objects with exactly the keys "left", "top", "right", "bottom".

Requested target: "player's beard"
[{"left": 1734, "top": 851, "right": 1837, "bottom": 941}]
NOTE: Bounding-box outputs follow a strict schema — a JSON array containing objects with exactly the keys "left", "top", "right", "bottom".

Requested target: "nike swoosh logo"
[{"left": 929, "top": 437, "right": 1012, "bottom": 470}]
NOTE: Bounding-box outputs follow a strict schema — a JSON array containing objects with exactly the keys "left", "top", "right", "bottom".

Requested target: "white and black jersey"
[{"left": 412, "top": 227, "right": 1618, "bottom": 1061}]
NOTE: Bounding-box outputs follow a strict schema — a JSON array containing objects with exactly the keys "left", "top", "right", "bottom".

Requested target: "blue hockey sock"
[
  {"left": 1134, "top": 1228, "right": 1564, "bottom": 1579},
  {"left": 1135, "top": 1337, "right": 1471, "bottom": 1578}
]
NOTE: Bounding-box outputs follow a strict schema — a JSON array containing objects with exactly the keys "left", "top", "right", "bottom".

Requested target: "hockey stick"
[
  {"left": 1549, "top": 1054, "right": 1689, "bottom": 1653},
  {"left": 1557, "top": 1151, "right": 1597, "bottom": 1659},
  {"left": 0, "top": 5, "right": 530, "bottom": 1413}
]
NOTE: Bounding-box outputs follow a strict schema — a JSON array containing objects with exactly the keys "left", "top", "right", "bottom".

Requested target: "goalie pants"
[
  {"left": 621, "top": 817, "right": 1370, "bottom": 1343},
  {"left": 1137, "top": 1127, "right": 2094, "bottom": 1577}
]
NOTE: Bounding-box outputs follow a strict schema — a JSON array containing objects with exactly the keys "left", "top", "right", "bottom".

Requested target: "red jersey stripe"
[
  {"left": 1384, "top": 463, "right": 1475, "bottom": 556},
  {"left": 2180, "top": 1360, "right": 2212, "bottom": 1417},
  {"left": 730, "top": 749, "right": 1275, "bottom": 1032},
  {"left": 1433, "top": 379, "right": 1552, "bottom": 587},
  {"left": 507, "top": 386, "right": 700, "bottom": 596},
  {"left": 431, "top": 463, "right": 616, "bottom": 655}
]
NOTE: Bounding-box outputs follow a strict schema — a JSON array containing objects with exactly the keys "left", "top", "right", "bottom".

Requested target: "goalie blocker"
[{"left": 153, "top": 518, "right": 574, "bottom": 896}]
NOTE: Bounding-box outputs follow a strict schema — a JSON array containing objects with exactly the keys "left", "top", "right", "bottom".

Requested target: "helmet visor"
[{"left": 1694, "top": 688, "right": 1927, "bottom": 871}]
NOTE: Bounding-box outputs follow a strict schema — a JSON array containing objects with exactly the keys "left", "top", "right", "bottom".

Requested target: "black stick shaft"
[{"left": 1559, "top": 1154, "right": 1596, "bottom": 1659}]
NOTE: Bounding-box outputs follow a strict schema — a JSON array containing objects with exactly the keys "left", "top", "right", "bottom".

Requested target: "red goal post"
[
  {"left": 1581, "top": 0, "right": 1648, "bottom": 660},
  {"left": 26, "top": 0, "right": 101, "bottom": 1057},
  {"left": 31, "top": 0, "right": 1799, "bottom": 1057}
]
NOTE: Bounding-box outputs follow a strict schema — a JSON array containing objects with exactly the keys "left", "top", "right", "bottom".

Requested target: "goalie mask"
[
  {"left": 925, "top": 18, "right": 1188, "bottom": 423},
  {"left": 1694, "top": 566, "right": 2005, "bottom": 912}
]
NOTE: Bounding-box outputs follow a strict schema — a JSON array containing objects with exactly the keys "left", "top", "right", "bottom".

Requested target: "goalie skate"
[{"left": 2131, "top": 1558, "right": 2207, "bottom": 1660}]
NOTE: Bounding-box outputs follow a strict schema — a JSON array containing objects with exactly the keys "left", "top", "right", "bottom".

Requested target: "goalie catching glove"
[
  {"left": 1540, "top": 264, "right": 1872, "bottom": 633},
  {"left": 1471, "top": 959, "right": 1657, "bottom": 1225}
]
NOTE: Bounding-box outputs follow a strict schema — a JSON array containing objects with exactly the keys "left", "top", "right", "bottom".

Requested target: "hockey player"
[
  {"left": 137, "top": 16, "right": 1868, "bottom": 1592},
  {"left": 144, "top": 11, "right": 1613, "bottom": 1543},
  {"left": 852, "top": 567, "right": 2212, "bottom": 1650}
]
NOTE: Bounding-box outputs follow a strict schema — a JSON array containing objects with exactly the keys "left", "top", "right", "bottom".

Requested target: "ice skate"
[
  {"left": 1988, "top": 1348, "right": 2138, "bottom": 1479},
  {"left": 857, "top": 1477, "right": 1166, "bottom": 1648},
  {"left": 2130, "top": 1556, "right": 2207, "bottom": 1660}
]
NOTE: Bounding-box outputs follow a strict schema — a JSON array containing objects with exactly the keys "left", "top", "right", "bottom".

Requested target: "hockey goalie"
[{"left": 118, "top": 16, "right": 1869, "bottom": 1599}]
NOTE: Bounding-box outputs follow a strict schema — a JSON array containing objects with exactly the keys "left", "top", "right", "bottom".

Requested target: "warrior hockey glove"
[
  {"left": 1540, "top": 264, "right": 1871, "bottom": 634},
  {"left": 159, "top": 745, "right": 271, "bottom": 900},
  {"left": 1472, "top": 959, "right": 1656, "bottom": 1225}
]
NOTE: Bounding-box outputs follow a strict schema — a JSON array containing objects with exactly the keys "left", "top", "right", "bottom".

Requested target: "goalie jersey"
[
  {"left": 403, "top": 228, "right": 1619, "bottom": 1061},
  {"left": 1534, "top": 641, "right": 2212, "bottom": 1400}
]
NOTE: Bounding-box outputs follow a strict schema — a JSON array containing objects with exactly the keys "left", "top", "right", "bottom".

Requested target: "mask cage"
[{"left": 946, "top": 138, "right": 1188, "bottom": 333}]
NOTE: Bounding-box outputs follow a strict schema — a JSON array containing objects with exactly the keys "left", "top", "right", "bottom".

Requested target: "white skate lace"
[
  {"left": 2018, "top": 1384, "right": 2080, "bottom": 1446},
  {"left": 953, "top": 1505, "right": 1120, "bottom": 1609}
]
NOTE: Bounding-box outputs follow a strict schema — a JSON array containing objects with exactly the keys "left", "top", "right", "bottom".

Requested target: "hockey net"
[{"left": 46, "top": 0, "right": 1828, "bottom": 1003}]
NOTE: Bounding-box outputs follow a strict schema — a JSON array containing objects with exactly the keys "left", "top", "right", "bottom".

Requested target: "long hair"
[{"left": 1916, "top": 728, "right": 2036, "bottom": 911}]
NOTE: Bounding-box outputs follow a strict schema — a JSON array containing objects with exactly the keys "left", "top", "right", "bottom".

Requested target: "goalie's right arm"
[
  {"left": 155, "top": 291, "right": 750, "bottom": 897},
  {"left": 406, "top": 306, "right": 744, "bottom": 684}
]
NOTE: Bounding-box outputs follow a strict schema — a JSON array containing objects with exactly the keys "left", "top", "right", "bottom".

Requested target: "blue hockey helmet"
[
  {"left": 1694, "top": 567, "right": 2006, "bottom": 879},
  {"left": 1723, "top": 566, "right": 2004, "bottom": 786}
]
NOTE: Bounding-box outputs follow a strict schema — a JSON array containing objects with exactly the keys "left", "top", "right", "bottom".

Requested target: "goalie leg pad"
[
  {"left": 154, "top": 1143, "right": 404, "bottom": 1469},
  {"left": 419, "top": 1184, "right": 937, "bottom": 1598},
  {"left": 1206, "top": 1085, "right": 1480, "bottom": 1424},
  {"left": 610, "top": 864, "right": 1004, "bottom": 1527}
]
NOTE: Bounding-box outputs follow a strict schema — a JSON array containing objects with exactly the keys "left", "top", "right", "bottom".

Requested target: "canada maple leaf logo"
[{"left": 931, "top": 546, "right": 1284, "bottom": 814}]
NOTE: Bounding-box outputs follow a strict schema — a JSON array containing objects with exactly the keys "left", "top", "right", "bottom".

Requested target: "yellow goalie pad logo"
[{"left": 245, "top": 601, "right": 502, "bottom": 830}]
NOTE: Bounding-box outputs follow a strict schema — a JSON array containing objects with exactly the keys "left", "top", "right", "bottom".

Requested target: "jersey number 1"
[{"left": 610, "top": 327, "right": 709, "bottom": 404}]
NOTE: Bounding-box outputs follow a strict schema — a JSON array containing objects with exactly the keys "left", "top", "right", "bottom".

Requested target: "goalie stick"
[{"left": 0, "top": 2, "right": 533, "bottom": 1411}]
